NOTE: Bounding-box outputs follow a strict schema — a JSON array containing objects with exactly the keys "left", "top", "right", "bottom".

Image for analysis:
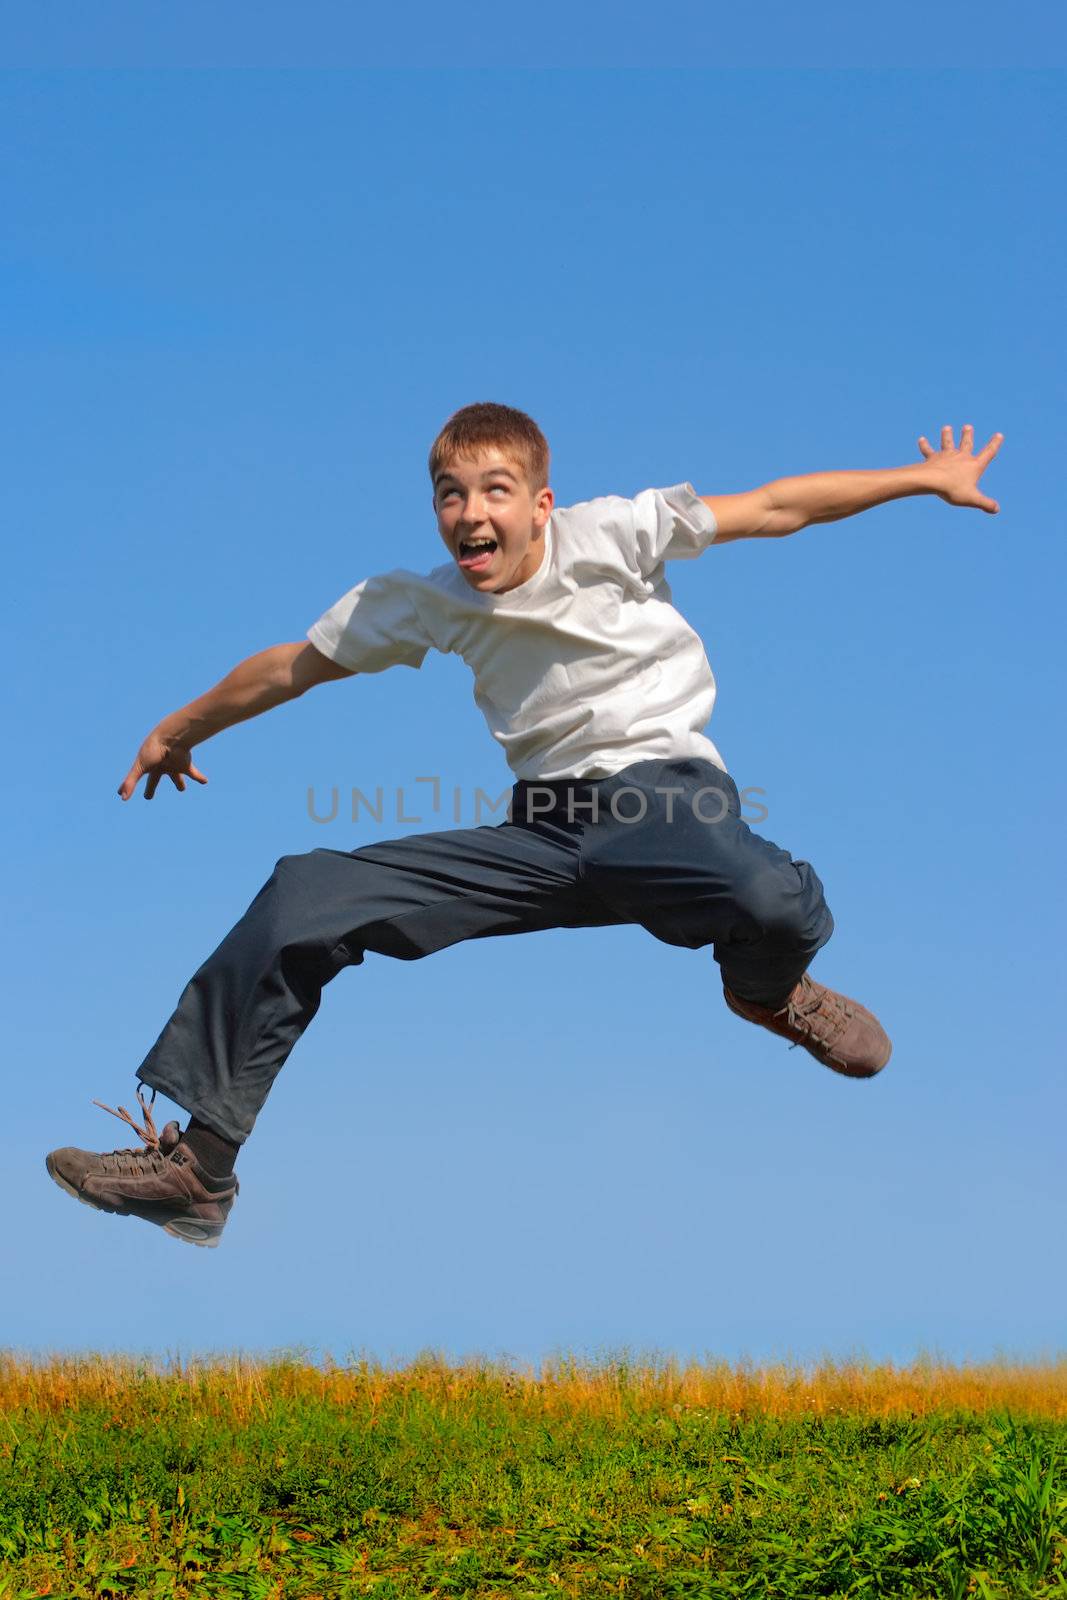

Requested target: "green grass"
[{"left": 0, "top": 1353, "right": 1063, "bottom": 1598}]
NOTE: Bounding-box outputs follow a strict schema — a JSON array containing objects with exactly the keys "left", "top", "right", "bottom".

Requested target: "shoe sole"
[{"left": 45, "top": 1156, "right": 227, "bottom": 1248}]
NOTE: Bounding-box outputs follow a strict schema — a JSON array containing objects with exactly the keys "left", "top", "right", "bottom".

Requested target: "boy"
[{"left": 47, "top": 404, "right": 1003, "bottom": 1247}]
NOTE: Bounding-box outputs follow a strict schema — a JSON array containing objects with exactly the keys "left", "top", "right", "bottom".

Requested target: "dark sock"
[{"left": 183, "top": 1117, "right": 239, "bottom": 1178}]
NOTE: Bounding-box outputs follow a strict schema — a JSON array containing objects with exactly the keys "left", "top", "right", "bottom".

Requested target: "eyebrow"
[{"left": 434, "top": 466, "right": 520, "bottom": 488}]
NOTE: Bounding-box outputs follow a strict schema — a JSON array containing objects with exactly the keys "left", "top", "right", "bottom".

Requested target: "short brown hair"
[{"left": 429, "top": 402, "right": 551, "bottom": 494}]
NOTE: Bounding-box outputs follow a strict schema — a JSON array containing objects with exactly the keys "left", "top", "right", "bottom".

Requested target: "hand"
[
  {"left": 917, "top": 423, "right": 1003, "bottom": 513},
  {"left": 118, "top": 732, "right": 209, "bottom": 801}
]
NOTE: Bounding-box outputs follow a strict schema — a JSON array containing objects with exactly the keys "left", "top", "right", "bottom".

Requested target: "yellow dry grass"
[{"left": 1, "top": 1350, "right": 1064, "bottom": 1421}]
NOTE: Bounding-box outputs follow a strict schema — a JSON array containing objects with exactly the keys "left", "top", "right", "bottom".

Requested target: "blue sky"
[
  {"left": 3, "top": 68, "right": 1064, "bottom": 1370},
  {"left": 2, "top": 6, "right": 1063, "bottom": 69}
]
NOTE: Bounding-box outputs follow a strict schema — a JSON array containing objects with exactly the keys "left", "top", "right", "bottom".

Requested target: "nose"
[{"left": 458, "top": 494, "right": 489, "bottom": 529}]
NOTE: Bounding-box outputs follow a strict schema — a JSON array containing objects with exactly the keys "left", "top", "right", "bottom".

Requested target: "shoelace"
[
  {"left": 778, "top": 976, "right": 853, "bottom": 1051},
  {"left": 90, "top": 1085, "right": 164, "bottom": 1164}
]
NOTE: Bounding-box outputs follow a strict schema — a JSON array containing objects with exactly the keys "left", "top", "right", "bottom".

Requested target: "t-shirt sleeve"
[
  {"left": 306, "top": 569, "right": 433, "bottom": 674},
  {"left": 629, "top": 482, "right": 719, "bottom": 574}
]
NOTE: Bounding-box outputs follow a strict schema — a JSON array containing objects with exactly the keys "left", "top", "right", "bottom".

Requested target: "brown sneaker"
[
  {"left": 723, "top": 973, "right": 892, "bottom": 1079},
  {"left": 46, "top": 1089, "right": 238, "bottom": 1248}
]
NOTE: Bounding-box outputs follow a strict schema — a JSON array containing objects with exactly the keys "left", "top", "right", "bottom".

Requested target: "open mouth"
[{"left": 457, "top": 537, "right": 498, "bottom": 571}]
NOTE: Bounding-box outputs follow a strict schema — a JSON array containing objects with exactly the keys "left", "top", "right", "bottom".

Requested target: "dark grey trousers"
[{"left": 137, "top": 757, "right": 833, "bottom": 1144}]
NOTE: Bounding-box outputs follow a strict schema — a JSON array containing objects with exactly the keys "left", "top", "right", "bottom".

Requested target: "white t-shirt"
[{"left": 306, "top": 482, "right": 726, "bottom": 781}]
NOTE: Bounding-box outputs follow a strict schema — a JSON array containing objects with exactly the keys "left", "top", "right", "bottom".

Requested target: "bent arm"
[
  {"left": 154, "top": 642, "right": 354, "bottom": 747},
  {"left": 118, "top": 643, "right": 355, "bottom": 800}
]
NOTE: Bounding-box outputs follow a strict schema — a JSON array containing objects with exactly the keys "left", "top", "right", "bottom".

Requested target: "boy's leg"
[
  {"left": 580, "top": 758, "right": 833, "bottom": 1003},
  {"left": 578, "top": 758, "right": 889, "bottom": 1077},
  {"left": 139, "top": 813, "right": 599, "bottom": 1145},
  {"left": 47, "top": 812, "right": 602, "bottom": 1242}
]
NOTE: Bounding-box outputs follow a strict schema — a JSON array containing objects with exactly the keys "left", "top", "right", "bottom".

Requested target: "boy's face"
[{"left": 433, "top": 448, "right": 554, "bottom": 594}]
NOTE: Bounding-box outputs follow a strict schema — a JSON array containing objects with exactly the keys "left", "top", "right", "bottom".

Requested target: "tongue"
[{"left": 460, "top": 546, "right": 495, "bottom": 569}]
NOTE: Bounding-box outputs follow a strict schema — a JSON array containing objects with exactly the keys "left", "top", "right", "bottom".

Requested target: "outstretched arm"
[
  {"left": 118, "top": 642, "right": 354, "bottom": 801},
  {"left": 701, "top": 424, "right": 1004, "bottom": 543}
]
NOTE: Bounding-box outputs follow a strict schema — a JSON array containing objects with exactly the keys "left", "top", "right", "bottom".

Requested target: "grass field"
[{"left": 0, "top": 1351, "right": 1063, "bottom": 1598}]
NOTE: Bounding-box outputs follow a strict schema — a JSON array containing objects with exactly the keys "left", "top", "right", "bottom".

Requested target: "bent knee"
[
  {"left": 737, "top": 858, "right": 830, "bottom": 946},
  {"left": 266, "top": 850, "right": 344, "bottom": 903},
  {"left": 273, "top": 848, "right": 341, "bottom": 878},
  {"left": 270, "top": 852, "right": 316, "bottom": 885}
]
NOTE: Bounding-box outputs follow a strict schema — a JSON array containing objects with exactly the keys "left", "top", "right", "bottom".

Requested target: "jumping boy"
[{"left": 47, "top": 404, "right": 1003, "bottom": 1247}]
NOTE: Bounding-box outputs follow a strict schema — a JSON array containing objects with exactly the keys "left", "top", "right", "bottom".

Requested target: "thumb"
[{"left": 117, "top": 761, "right": 143, "bottom": 800}]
